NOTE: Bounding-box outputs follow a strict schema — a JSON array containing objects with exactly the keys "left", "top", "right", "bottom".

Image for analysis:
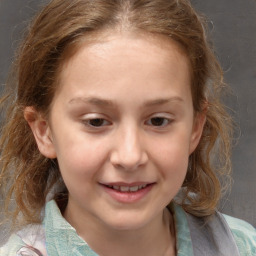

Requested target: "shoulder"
[
  {"left": 223, "top": 214, "right": 256, "bottom": 256},
  {"left": 0, "top": 233, "right": 25, "bottom": 256},
  {"left": 0, "top": 224, "right": 47, "bottom": 256}
]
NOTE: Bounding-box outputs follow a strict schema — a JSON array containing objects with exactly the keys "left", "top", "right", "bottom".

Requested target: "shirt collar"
[
  {"left": 44, "top": 200, "right": 194, "bottom": 256},
  {"left": 44, "top": 200, "right": 98, "bottom": 256},
  {"left": 170, "top": 203, "right": 194, "bottom": 256}
]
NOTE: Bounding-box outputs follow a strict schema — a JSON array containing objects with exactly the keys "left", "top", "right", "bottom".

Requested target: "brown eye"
[
  {"left": 146, "top": 117, "right": 171, "bottom": 127},
  {"left": 88, "top": 118, "right": 108, "bottom": 127},
  {"left": 150, "top": 117, "right": 169, "bottom": 126},
  {"left": 151, "top": 117, "right": 165, "bottom": 126}
]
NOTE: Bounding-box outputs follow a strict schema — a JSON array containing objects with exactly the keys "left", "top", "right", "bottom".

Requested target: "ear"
[
  {"left": 24, "top": 107, "right": 57, "bottom": 159},
  {"left": 189, "top": 109, "right": 206, "bottom": 154}
]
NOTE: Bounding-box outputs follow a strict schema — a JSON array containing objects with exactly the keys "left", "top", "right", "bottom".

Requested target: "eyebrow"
[
  {"left": 143, "top": 97, "right": 184, "bottom": 107},
  {"left": 69, "top": 97, "right": 115, "bottom": 107},
  {"left": 68, "top": 96, "right": 183, "bottom": 107}
]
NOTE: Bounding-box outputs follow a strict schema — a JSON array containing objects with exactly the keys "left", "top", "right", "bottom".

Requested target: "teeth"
[
  {"left": 129, "top": 186, "right": 139, "bottom": 192},
  {"left": 109, "top": 184, "right": 147, "bottom": 192},
  {"left": 120, "top": 186, "right": 129, "bottom": 192}
]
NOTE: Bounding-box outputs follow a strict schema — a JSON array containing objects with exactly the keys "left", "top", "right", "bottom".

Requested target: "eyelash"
[
  {"left": 82, "top": 116, "right": 173, "bottom": 129},
  {"left": 145, "top": 117, "right": 172, "bottom": 127},
  {"left": 82, "top": 118, "right": 111, "bottom": 128}
]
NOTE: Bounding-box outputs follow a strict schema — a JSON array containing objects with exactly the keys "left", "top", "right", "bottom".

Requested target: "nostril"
[{"left": 110, "top": 149, "right": 148, "bottom": 171}]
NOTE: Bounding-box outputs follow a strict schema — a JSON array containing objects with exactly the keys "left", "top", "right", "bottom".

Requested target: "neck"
[{"left": 64, "top": 205, "right": 176, "bottom": 256}]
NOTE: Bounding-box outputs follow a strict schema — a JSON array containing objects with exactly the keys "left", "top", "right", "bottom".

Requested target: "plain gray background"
[{"left": 0, "top": 0, "right": 255, "bottom": 244}]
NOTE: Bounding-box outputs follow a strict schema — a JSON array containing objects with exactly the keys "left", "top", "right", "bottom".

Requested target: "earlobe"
[
  {"left": 24, "top": 107, "right": 57, "bottom": 159},
  {"left": 189, "top": 110, "right": 206, "bottom": 154}
]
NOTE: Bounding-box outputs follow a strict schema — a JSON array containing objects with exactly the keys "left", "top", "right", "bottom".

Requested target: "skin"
[{"left": 25, "top": 32, "right": 205, "bottom": 256}]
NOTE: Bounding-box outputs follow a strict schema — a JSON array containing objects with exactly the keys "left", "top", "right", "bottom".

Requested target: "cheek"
[
  {"left": 151, "top": 133, "right": 191, "bottom": 177},
  {"left": 56, "top": 142, "right": 108, "bottom": 201},
  {"left": 157, "top": 146, "right": 189, "bottom": 177},
  {"left": 55, "top": 136, "right": 109, "bottom": 182}
]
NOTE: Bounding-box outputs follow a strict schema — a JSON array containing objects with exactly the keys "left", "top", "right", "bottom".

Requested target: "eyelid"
[
  {"left": 145, "top": 113, "right": 174, "bottom": 127},
  {"left": 81, "top": 113, "right": 105, "bottom": 118},
  {"left": 81, "top": 113, "right": 112, "bottom": 128},
  {"left": 148, "top": 112, "right": 174, "bottom": 120}
]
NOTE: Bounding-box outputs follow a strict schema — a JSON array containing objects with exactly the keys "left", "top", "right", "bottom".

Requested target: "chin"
[
  {"left": 101, "top": 213, "right": 152, "bottom": 232},
  {"left": 109, "top": 221, "right": 146, "bottom": 232}
]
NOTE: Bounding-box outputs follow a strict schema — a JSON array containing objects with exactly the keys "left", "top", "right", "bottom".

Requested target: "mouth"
[
  {"left": 105, "top": 184, "right": 148, "bottom": 192},
  {"left": 100, "top": 182, "right": 155, "bottom": 203}
]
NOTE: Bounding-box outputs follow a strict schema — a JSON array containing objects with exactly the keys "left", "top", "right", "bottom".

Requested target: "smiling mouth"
[
  {"left": 105, "top": 184, "right": 148, "bottom": 192},
  {"left": 101, "top": 183, "right": 155, "bottom": 203}
]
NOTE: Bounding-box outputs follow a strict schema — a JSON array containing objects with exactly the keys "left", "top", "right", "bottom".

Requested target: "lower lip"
[{"left": 102, "top": 184, "right": 154, "bottom": 203}]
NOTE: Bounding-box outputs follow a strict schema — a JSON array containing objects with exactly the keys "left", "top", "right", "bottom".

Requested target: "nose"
[{"left": 110, "top": 125, "right": 148, "bottom": 171}]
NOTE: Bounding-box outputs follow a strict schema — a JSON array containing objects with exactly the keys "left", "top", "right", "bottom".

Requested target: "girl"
[{"left": 0, "top": 0, "right": 255, "bottom": 255}]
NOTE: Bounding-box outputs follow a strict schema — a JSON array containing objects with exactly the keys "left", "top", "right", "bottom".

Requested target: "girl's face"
[{"left": 30, "top": 33, "right": 205, "bottom": 232}]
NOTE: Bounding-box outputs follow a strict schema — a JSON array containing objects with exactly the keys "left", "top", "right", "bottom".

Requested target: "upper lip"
[{"left": 100, "top": 182, "right": 155, "bottom": 187}]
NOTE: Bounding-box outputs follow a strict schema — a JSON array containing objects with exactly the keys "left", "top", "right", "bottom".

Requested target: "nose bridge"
[
  {"left": 123, "top": 123, "right": 141, "bottom": 155},
  {"left": 111, "top": 121, "right": 147, "bottom": 170}
]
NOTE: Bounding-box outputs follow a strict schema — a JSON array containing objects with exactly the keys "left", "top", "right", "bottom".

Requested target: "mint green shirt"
[{"left": 1, "top": 200, "right": 256, "bottom": 255}]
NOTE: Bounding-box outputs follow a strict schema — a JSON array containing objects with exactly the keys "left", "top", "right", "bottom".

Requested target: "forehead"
[
  {"left": 54, "top": 32, "right": 192, "bottom": 106},
  {"left": 59, "top": 31, "right": 191, "bottom": 77}
]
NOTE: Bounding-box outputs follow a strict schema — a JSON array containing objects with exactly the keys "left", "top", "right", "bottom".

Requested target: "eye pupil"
[
  {"left": 89, "top": 119, "right": 104, "bottom": 127},
  {"left": 151, "top": 117, "right": 165, "bottom": 126}
]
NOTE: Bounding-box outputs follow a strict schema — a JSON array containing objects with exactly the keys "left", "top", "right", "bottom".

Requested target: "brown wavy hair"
[{"left": 0, "top": 0, "right": 233, "bottom": 227}]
